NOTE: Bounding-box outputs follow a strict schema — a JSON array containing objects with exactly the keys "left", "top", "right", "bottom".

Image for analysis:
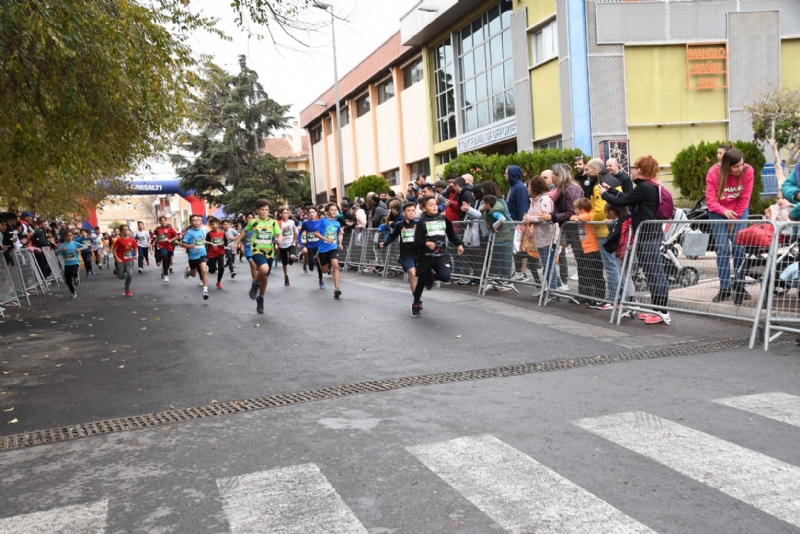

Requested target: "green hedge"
[
  {"left": 346, "top": 175, "right": 391, "bottom": 201},
  {"left": 671, "top": 140, "right": 767, "bottom": 213},
  {"left": 443, "top": 148, "right": 586, "bottom": 195}
]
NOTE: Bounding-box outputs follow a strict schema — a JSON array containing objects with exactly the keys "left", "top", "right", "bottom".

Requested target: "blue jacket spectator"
[
  {"left": 780, "top": 167, "right": 800, "bottom": 220},
  {"left": 505, "top": 165, "right": 529, "bottom": 221}
]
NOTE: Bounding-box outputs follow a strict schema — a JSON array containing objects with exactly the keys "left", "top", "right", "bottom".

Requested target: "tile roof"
[{"left": 262, "top": 136, "right": 309, "bottom": 159}]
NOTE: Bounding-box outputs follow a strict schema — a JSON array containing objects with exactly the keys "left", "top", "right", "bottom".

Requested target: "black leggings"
[
  {"left": 64, "top": 264, "right": 79, "bottom": 294},
  {"left": 413, "top": 256, "right": 451, "bottom": 302},
  {"left": 207, "top": 255, "right": 225, "bottom": 282},
  {"left": 159, "top": 249, "right": 172, "bottom": 276},
  {"left": 81, "top": 252, "right": 93, "bottom": 276},
  {"left": 225, "top": 250, "right": 236, "bottom": 273}
]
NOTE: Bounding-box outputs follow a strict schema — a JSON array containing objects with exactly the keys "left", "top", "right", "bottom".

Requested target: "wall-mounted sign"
[
  {"left": 457, "top": 116, "right": 517, "bottom": 153},
  {"left": 597, "top": 140, "right": 630, "bottom": 175},
  {"left": 685, "top": 42, "right": 728, "bottom": 90}
]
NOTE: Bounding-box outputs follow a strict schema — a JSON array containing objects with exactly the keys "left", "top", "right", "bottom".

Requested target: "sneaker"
[
  {"left": 518, "top": 275, "right": 529, "bottom": 282},
  {"left": 418, "top": 301, "right": 423, "bottom": 310},
  {"left": 570, "top": 273, "right": 579, "bottom": 281},
  {"left": 411, "top": 302, "right": 421, "bottom": 317},
  {"left": 125, "top": 290, "right": 132, "bottom": 297},
  {"left": 425, "top": 277, "right": 435, "bottom": 291},
  {"left": 303, "top": 266, "right": 308, "bottom": 273},
  {"left": 712, "top": 287, "right": 731, "bottom": 303},
  {"left": 199, "top": 281, "right": 204, "bottom": 287},
  {"left": 169, "top": 267, "right": 173, "bottom": 273},
  {"left": 558, "top": 284, "right": 569, "bottom": 291},
  {"left": 617, "top": 305, "right": 632, "bottom": 318},
  {"left": 203, "top": 290, "right": 209, "bottom": 300},
  {"left": 586, "top": 301, "right": 602, "bottom": 309},
  {"left": 256, "top": 295, "right": 265, "bottom": 314},
  {"left": 161, "top": 273, "right": 165, "bottom": 279},
  {"left": 638, "top": 313, "right": 655, "bottom": 320},
  {"left": 334, "top": 287, "right": 341, "bottom": 299},
  {"left": 146, "top": 259, "right": 150, "bottom": 266},
  {"left": 216, "top": 282, "right": 222, "bottom": 289},
  {"left": 319, "top": 280, "right": 325, "bottom": 289},
  {"left": 71, "top": 292, "right": 77, "bottom": 299},
  {"left": 231, "top": 271, "right": 236, "bottom": 279},
  {"left": 74, "top": 277, "right": 80, "bottom": 286},
  {"left": 644, "top": 313, "right": 670, "bottom": 325},
  {"left": 249, "top": 281, "right": 259, "bottom": 300},
  {"left": 544, "top": 295, "right": 558, "bottom": 304},
  {"left": 285, "top": 276, "right": 290, "bottom": 287},
  {"left": 484, "top": 283, "right": 494, "bottom": 291},
  {"left": 90, "top": 270, "right": 95, "bottom": 276},
  {"left": 597, "top": 303, "right": 613, "bottom": 311},
  {"left": 164, "top": 276, "right": 169, "bottom": 282},
  {"left": 184, "top": 267, "right": 190, "bottom": 280},
  {"left": 138, "top": 268, "right": 143, "bottom": 274},
  {"left": 495, "top": 284, "right": 513, "bottom": 292}
]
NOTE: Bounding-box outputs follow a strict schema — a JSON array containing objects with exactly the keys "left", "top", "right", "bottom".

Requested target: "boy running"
[
  {"left": 181, "top": 214, "right": 210, "bottom": 300},
  {"left": 380, "top": 202, "right": 419, "bottom": 295},
  {"left": 92, "top": 227, "right": 105, "bottom": 269},
  {"left": 313, "top": 203, "right": 344, "bottom": 298},
  {"left": 277, "top": 208, "right": 298, "bottom": 286},
  {"left": 242, "top": 212, "right": 257, "bottom": 281},
  {"left": 132, "top": 221, "right": 151, "bottom": 274},
  {"left": 113, "top": 225, "right": 137, "bottom": 297},
  {"left": 230, "top": 200, "right": 280, "bottom": 314},
  {"left": 222, "top": 219, "right": 238, "bottom": 278},
  {"left": 205, "top": 217, "right": 227, "bottom": 289},
  {"left": 299, "top": 207, "right": 321, "bottom": 274},
  {"left": 412, "top": 196, "right": 463, "bottom": 317},
  {"left": 57, "top": 230, "right": 89, "bottom": 298},
  {"left": 78, "top": 229, "right": 95, "bottom": 278},
  {"left": 154, "top": 216, "right": 178, "bottom": 281}
]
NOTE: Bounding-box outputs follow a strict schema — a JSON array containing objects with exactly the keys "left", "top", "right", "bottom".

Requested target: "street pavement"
[{"left": 1, "top": 251, "right": 799, "bottom": 533}]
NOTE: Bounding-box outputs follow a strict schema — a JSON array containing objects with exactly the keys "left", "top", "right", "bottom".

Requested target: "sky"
[{"left": 140, "top": 0, "right": 418, "bottom": 178}]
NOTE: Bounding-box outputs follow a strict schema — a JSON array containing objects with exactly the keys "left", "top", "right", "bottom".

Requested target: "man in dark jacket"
[
  {"left": 575, "top": 156, "right": 593, "bottom": 198},
  {"left": 370, "top": 195, "right": 388, "bottom": 228},
  {"left": 505, "top": 165, "right": 529, "bottom": 221},
  {"left": 453, "top": 177, "right": 474, "bottom": 221},
  {"left": 606, "top": 158, "right": 633, "bottom": 193}
]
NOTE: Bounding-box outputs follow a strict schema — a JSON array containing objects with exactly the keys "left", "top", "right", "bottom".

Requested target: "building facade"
[
  {"left": 401, "top": 0, "right": 800, "bottom": 181},
  {"left": 299, "top": 33, "right": 429, "bottom": 203},
  {"left": 262, "top": 121, "right": 310, "bottom": 173}
]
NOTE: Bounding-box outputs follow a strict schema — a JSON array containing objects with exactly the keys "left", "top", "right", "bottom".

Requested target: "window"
[
  {"left": 126, "top": 203, "right": 133, "bottom": 210},
  {"left": 458, "top": 1, "right": 515, "bottom": 134},
  {"left": 438, "top": 150, "right": 458, "bottom": 165},
  {"left": 338, "top": 106, "right": 349, "bottom": 127},
  {"left": 433, "top": 38, "right": 456, "bottom": 142},
  {"left": 410, "top": 159, "right": 431, "bottom": 182},
  {"left": 383, "top": 169, "right": 400, "bottom": 186},
  {"left": 402, "top": 58, "right": 423, "bottom": 89},
  {"left": 537, "top": 137, "right": 562, "bottom": 151},
  {"left": 356, "top": 94, "right": 370, "bottom": 117},
  {"left": 378, "top": 79, "right": 394, "bottom": 104},
  {"left": 530, "top": 20, "right": 558, "bottom": 66},
  {"left": 311, "top": 126, "right": 322, "bottom": 144},
  {"left": 113, "top": 204, "right": 121, "bottom": 210}
]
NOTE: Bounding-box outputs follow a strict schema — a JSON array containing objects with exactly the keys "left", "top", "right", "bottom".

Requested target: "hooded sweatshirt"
[
  {"left": 505, "top": 165, "right": 529, "bottom": 221},
  {"left": 483, "top": 201, "right": 512, "bottom": 245},
  {"left": 705, "top": 163, "right": 754, "bottom": 218}
]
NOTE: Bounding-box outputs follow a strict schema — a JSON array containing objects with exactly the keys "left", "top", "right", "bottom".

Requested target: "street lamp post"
[{"left": 314, "top": 2, "right": 346, "bottom": 204}]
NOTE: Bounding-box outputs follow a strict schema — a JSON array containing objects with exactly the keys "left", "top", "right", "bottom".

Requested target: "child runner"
[
  {"left": 132, "top": 221, "right": 151, "bottom": 274},
  {"left": 412, "top": 196, "right": 463, "bottom": 317},
  {"left": 313, "top": 203, "right": 344, "bottom": 298},
  {"left": 379, "top": 202, "right": 419, "bottom": 296},
  {"left": 92, "top": 227, "right": 105, "bottom": 270},
  {"left": 78, "top": 229, "right": 95, "bottom": 278},
  {"left": 56, "top": 230, "right": 88, "bottom": 298},
  {"left": 241, "top": 212, "right": 257, "bottom": 282},
  {"left": 299, "top": 207, "right": 321, "bottom": 274},
  {"left": 230, "top": 200, "right": 280, "bottom": 314},
  {"left": 205, "top": 217, "right": 227, "bottom": 289},
  {"left": 112, "top": 225, "right": 137, "bottom": 297},
  {"left": 181, "top": 214, "right": 210, "bottom": 300},
  {"left": 222, "top": 219, "right": 238, "bottom": 279},
  {"left": 154, "top": 216, "right": 178, "bottom": 282},
  {"left": 277, "top": 208, "right": 298, "bottom": 286}
]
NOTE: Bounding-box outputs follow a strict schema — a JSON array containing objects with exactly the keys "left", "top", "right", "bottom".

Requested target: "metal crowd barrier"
[
  {"left": 43, "top": 247, "right": 64, "bottom": 286},
  {"left": 762, "top": 221, "right": 800, "bottom": 350},
  {"left": 343, "top": 228, "right": 369, "bottom": 272},
  {"left": 359, "top": 229, "right": 389, "bottom": 277},
  {"left": 0, "top": 253, "right": 20, "bottom": 315},
  {"left": 448, "top": 220, "right": 493, "bottom": 292},
  {"left": 383, "top": 240, "right": 406, "bottom": 280},
  {"left": 482, "top": 220, "right": 548, "bottom": 295},
  {"left": 10, "top": 249, "right": 45, "bottom": 305}
]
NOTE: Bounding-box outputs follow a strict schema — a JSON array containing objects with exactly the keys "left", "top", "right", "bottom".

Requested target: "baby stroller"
[
  {"left": 736, "top": 223, "right": 797, "bottom": 300},
  {"left": 631, "top": 208, "right": 700, "bottom": 292}
]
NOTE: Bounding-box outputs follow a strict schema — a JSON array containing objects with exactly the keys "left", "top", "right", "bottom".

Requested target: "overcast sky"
[{"left": 140, "top": 0, "right": 417, "bottom": 178}]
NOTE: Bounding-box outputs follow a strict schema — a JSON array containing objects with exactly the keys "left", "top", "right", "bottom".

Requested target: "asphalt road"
[{"left": 1, "top": 251, "right": 799, "bottom": 533}]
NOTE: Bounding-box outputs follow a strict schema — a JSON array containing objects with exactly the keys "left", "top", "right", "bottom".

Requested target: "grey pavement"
[{"left": 1, "top": 252, "right": 799, "bottom": 533}]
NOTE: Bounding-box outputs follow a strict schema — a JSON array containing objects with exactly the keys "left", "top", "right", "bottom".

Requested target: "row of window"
[{"left": 381, "top": 159, "right": 430, "bottom": 187}]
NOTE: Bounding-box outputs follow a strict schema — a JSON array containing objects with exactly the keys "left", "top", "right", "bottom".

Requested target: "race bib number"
[
  {"left": 194, "top": 238, "right": 205, "bottom": 246},
  {"left": 283, "top": 227, "right": 293, "bottom": 236},
  {"left": 212, "top": 237, "right": 223, "bottom": 245},
  {"left": 138, "top": 236, "right": 148, "bottom": 245},
  {"left": 426, "top": 221, "right": 446, "bottom": 236},
  {"left": 124, "top": 250, "right": 133, "bottom": 259},
  {"left": 244, "top": 234, "right": 252, "bottom": 244},
  {"left": 65, "top": 252, "right": 75, "bottom": 260},
  {"left": 401, "top": 228, "right": 415, "bottom": 243},
  {"left": 325, "top": 227, "right": 336, "bottom": 240},
  {"left": 158, "top": 234, "right": 167, "bottom": 241},
  {"left": 306, "top": 234, "right": 319, "bottom": 242},
  {"left": 254, "top": 230, "right": 273, "bottom": 244}
]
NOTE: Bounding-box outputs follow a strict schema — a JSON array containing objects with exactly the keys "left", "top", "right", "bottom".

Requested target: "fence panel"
[
  {"left": 382, "top": 240, "right": 406, "bottom": 280},
  {"left": 11, "top": 249, "right": 42, "bottom": 305},
  {"left": 615, "top": 219, "right": 774, "bottom": 347},
  {"left": 43, "top": 248, "right": 63, "bottom": 286},
  {"left": 482, "top": 220, "right": 555, "bottom": 295},
  {"left": 0, "top": 253, "right": 20, "bottom": 313},
  {"left": 448, "top": 220, "right": 493, "bottom": 292},
  {"left": 344, "top": 229, "right": 369, "bottom": 272},
  {"left": 359, "top": 229, "right": 390, "bottom": 277},
  {"left": 762, "top": 221, "right": 800, "bottom": 349}
]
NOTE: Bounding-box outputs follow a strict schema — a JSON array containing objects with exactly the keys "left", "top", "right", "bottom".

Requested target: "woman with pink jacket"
[{"left": 705, "top": 148, "right": 754, "bottom": 304}]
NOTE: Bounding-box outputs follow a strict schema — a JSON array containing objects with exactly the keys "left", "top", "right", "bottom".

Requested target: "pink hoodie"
[{"left": 705, "top": 163, "right": 753, "bottom": 217}]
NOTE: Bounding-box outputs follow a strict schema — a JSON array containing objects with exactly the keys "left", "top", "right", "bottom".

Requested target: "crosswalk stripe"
[
  {"left": 407, "top": 434, "right": 656, "bottom": 534},
  {"left": 713, "top": 392, "right": 800, "bottom": 428},
  {"left": 215, "top": 463, "right": 368, "bottom": 534},
  {"left": 574, "top": 411, "right": 800, "bottom": 528},
  {"left": 0, "top": 499, "right": 108, "bottom": 534}
]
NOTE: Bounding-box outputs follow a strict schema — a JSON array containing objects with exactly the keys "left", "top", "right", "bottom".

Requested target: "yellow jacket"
[{"left": 591, "top": 182, "right": 622, "bottom": 238}]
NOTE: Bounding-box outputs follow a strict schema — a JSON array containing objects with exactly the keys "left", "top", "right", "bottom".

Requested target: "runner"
[
  {"left": 205, "top": 217, "right": 227, "bottom": 289},
  {"left": 230, "top": 200, "right": 280, "bottom": 314},
  {"left": 153, "top": 216, "right": 178, "bottom": 282},
  {"left": 132, "top": 221, "right": 151, "bottom": 274},
  {"left": 241, "top": 212, "right": 257, "bottom": 281},
  {"left": 181, "top": 214, "right": 210, "bottom": 300},
  {"left": 411, "top": 196, "right": 464, "bottom": 317},
  {"left": 78, "top": 229, "right": 95, "bottom": 278},
  {"left": 112, "top": 224, "right": 137, "bottom": 297},
  {"left": 222, "top": 219, "right": 238, "bottom": 279},
  {"left": 277, "top": 208, "right": 298, "bottom": 286},
  {"left": 379, "top": 202, "right": 419, "bottom": 295},
  {"left": 299, "top": 207, "right": 321, "bottom": 274},
  {"left": 313, "top": 203, "right": 344, "bottom": 298},
  {"left": 56, "top": 230, "right": 89, "bottom": 298},
  {"left": 92, "top": 226, "right": 105, "bottom": 270}
]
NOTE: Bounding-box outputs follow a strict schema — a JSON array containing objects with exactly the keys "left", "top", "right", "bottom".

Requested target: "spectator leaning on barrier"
[
  {"left": 588, "top": 159, "right": 621, "bottom": 306},
  {"left": 606, "top": 158, "right": 633, "bottom": 194},
  {"left": 453, "top": 177, "right": 475, "bottom": 221},
  {"left": 781, "top": 165, "right": 800, "bottom": 219},
  {"left": 705, "top": 148, "right": 754, "bottom": 305},
  {"left": 524, "top": 175, "right": 558, "bottom": 292},
  {"left": 444, "top": 174, "right": 461, "bottom": 222},
  {"left": 575, "top": 156, "right": 592, "bottom": 199},
  {"left": 601, "top": 155, "right": 671, "bottom": 325},
  {"left": 505, "top": 165, "right": 530, "bottom": 281}
]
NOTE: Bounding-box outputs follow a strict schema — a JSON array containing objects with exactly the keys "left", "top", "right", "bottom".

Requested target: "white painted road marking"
[
  {"left": 713, "top": 392, "right": 800, "bottom": 428},
  {"left": 574, "top": 411, "right": 800, "bottom": 528},
  {"left": 216, "top": 463, "right": 368, "bottom": 534},
  {"left": 0, "top": 499, "right": 108, "bottom": 534},
  {"left": 407, "top": 434, "right": 655, "bottom": 534}
]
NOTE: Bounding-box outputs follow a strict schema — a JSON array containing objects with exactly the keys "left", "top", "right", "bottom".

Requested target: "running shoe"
[
  {"left": 285, "top": 276, "right": 290, "bottom": 287},
  {"left": 319, "top": 280, "right": 325, "bottom": 289},
  {"left": 216, "top": 282, "right": 222, "bottom": 289},
  {"left": 169, "top": 267, "right": 173, "bottom": 273},
  {"left": 425, "top": 277, "right": 434, "bottom": 291},
  {"left": 199, "top": 281, "right": 203, "bottom": 287},
  {"left": 303, "top": 266, "right": 308, "bottom": 273},
  {"left": 125, "top": 290, "right": 132, "bottom": 297},
  {"left": 617, "top": 307, "right": 632, "bottom": 318},
  {"left": 597, "top": 303, "right": 613, "bottom": 311},
  {"left": 138, "top": 268, "right": 143, "bottom": 274},
  {"left": 71, "top": 292, "right": 77, "bottom": 299},
  {"left": 558, "top": 284, "right": 569, "bottom": 291},
  {"left": 164, "top": 276, "right": 169, "bottom": 282},
  {"left": 644, "top": 313, "right": 670, "bottom": 325},
  {"left": 184, "top": 267, "right": 190, "bottom": 280},
  {"left": 586, "top": 301, "right": 603, "bottom": 309},
  {"left": 90, "top": 270, "right": 95, "bottom": 276},
  {"left": 231, "top": 271, "right": 236, "bottom": 279},
  {"left": 411, "top": 302, "right": 421, "bottom": 317},
  {"left": 249, "top": 281, "right": 259, "bottom": 300},
  {"left": 203, "top": 290, "right": 209, "bottom": 301},
  {"left": 334, "top": 287, "right": 341, "bottom": 299},
  {"left": 74, "top": 277, "right": 80, "bottom": 287},
  {"left": 256, "top": 295, "right": 265, "bottom": 314},
  {"left": 638, "top": 313, "right": 654, "bottom": 320},
  {"left": 161, "top": 273, "right": 164, "bottom": 279}
]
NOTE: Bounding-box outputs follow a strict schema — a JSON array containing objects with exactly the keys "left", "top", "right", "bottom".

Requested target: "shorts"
[
  {"left": 158, "top": 248, "right": 174, "bottom": 260},
  {"left": 317, "top": 249, "right": 339, "bottom": 266},
  {"left": 400, "top": 258, "right": 416, "bottom": 273},
  {"left": 278, "top": 246, "right": 297, "bottom": 266},
  {"left": 245, "top": 246, "right": 252, "bottom": 261},
  {"left": 188, "top": 257, "right": 207, "bottom": 270},
  {"left": 252, "top": 254, "right": 274, "bottom": 270}
]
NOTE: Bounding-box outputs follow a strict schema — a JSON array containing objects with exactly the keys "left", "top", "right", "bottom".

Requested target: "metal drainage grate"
[{"left": 0, "top": 337, "right": 758, "bottom": 450}]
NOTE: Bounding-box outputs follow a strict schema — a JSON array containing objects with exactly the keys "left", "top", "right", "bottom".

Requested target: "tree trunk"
[{"left": 770, "top": 120, "right": 786, "bottom": 187}]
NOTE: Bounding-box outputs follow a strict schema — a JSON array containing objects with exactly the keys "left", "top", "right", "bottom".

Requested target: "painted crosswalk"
[
  {"left": 408, "top": 434, "right": 655, "bottom": 534},
  {"left": 573, "top": 411, "right": 800, "bottom": 529},
  {"left": 0, "top": 499, "right": 108, "bottom": 534},
  {"left": 713, "top": 391, "right": 800, "bottom": 428}
]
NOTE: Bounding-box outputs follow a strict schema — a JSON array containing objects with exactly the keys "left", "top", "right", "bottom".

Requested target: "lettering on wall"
[
  {"left": 686, "top": 43, "right": 728, "bottom": 91},
  {"left": 457, "top": 117, "right": 517, "bottom": 153}
]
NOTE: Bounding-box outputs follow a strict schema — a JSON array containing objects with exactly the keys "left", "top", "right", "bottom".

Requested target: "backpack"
[
  {"left": 655, "top": 185, "right": 674, "bottom": 220},
  {"left": 618, "top": 218, "right": 632, "bottom": 259}
]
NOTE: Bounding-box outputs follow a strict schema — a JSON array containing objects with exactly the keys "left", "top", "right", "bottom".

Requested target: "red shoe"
[
  {"left": 638, "top": 313, "right": 652, "bottom": 320},
  {"left": 216, "top": 282, "right": 222, "bottom": 289},
  {"left": 125, "top": 290, "right": 132, "bottom": 297},
  {"left": 644, "top": 313, "right": 670, "bottom": 325}
]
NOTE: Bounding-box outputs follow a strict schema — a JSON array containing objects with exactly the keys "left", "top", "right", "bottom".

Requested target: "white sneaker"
[
  {"left": 558, "top": 284, "right": 569, "bottom": 291},
  {"left": 484, "top": 283, "right": 494, "bottom": 291},
  {"left": 164, "top": 276, "right": 169, "bottom": 282},
  {"left": 512, "top": 272, "right": 524, "bottom": 280},
  {"left": 198, "top": 281, "right": 203, "bottom": 287},
  {"left": 71, "top": 293, "right": 77, "bottom": 299},
  {"left": 138, "top": 268, "right": 143, "bottom": 274},
  {"left": 570, "top": 273, "right": 578, "bottom": 281}
]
